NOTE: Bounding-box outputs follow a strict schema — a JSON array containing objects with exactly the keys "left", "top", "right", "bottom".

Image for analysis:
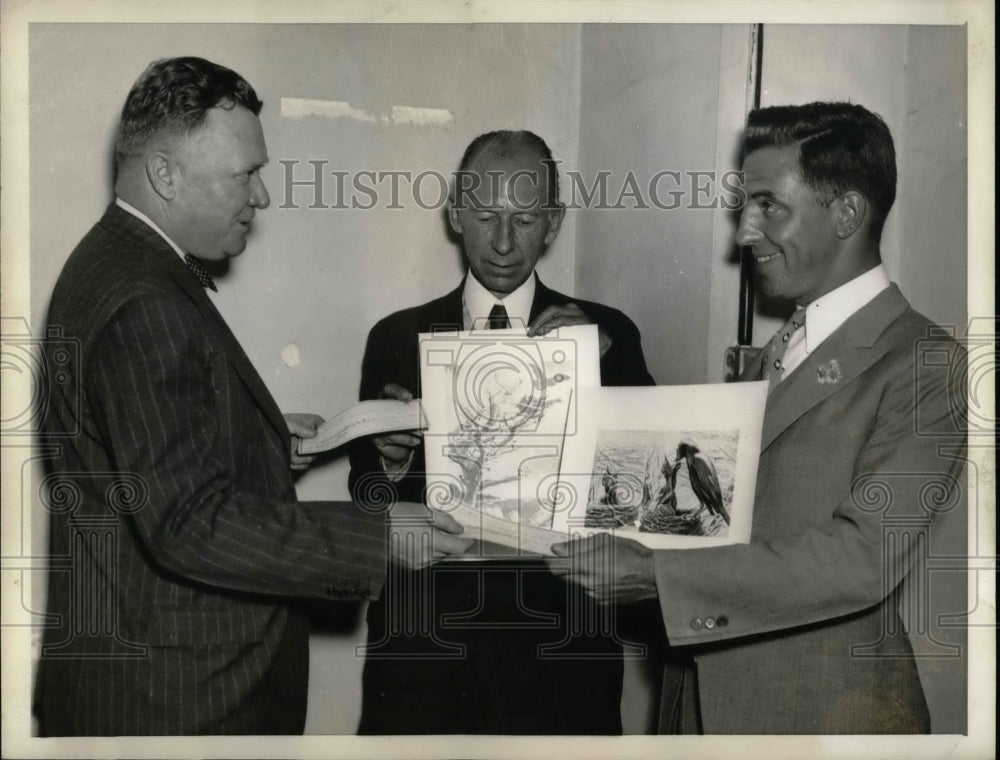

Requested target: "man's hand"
[
  {"left": 388, "top": 501, "right": 474, "bottom": 569},
  {"left": 284, "top": 413, "right": 325, "bottom": 472},
  {"left": 527, "top": 303, "right": 613, "bottom": 357},
  {"left": 373, "top": 383, "right": 422, "bottom": 474},
  {"left": 546, "top": 533, "right": 657, "bottom": 604}
]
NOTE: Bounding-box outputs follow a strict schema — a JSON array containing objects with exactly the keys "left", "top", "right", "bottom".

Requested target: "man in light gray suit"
[
  {"left": 34, "top": 56, "right": 470, "bottom": 736},
  {"left": 550, "top": 102, "right": 966, "bottom": 733}
]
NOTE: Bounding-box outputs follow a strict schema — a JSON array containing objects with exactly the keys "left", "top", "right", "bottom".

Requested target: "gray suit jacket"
[
  {"left": 653, "top": 284, "right": 966, "bottom": 733},
  {"left": 35, "top": 203, "right": 387, "bottom": 735}
]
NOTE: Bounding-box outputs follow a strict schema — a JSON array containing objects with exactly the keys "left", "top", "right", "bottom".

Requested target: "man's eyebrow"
[{"left": 749, "top": 189, "right": 780, "bottom": 201}]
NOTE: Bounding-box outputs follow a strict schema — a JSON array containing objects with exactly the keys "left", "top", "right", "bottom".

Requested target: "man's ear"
[
  {"left": 543, "top": 203, "right": 566, "bottom": 245},
  {"left": 833, "top": 191, "right": 867, "bottom": 239},
  {"left": 146, "top": 152, "right": 177, "bottom": 200},
  {"left": 447, "top": 203, "right": 463, "bottom": 235}
]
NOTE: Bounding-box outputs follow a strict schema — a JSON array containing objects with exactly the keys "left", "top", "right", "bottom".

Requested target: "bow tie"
[{"left": 184, "top": 254, "right": 217, "bottom": 292}]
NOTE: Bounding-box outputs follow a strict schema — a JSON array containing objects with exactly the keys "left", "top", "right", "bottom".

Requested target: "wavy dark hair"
[
  {"left": 116, "top": 56, "right": 262, "bottom": 166},
  {"left": 744, "top": 102, "right": 897, "bottom": 237}
]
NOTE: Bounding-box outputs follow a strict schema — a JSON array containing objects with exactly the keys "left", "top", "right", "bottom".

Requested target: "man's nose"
[
  {"left": 735, "top": 206, "right": 760, "bottom": 247},
  {"left": 491, "top": 217, "right": 514, "bottom": 255},
  {"left": 250, "top": 174, "right": 270, "bottom": 210}
]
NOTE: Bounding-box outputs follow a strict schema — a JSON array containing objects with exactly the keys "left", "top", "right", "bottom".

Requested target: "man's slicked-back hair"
[
  {"left": 744, "top": 102, "right": 897, "bottom": 237},
  {"left": 457, "top": 130, "right": 561, "bottom": 206},
  {"left": 116, "top": 56, "right": 262, "bottom": 167}
]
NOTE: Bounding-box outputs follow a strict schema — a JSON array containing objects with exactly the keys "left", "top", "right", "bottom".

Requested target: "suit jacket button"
[
  {"left": 704, "top": 617, "right": 716, "bottom": 629},
  {"left": 690, "top": 617, "right": 703, "bottom": 630},
  {"left": 716, "top": 615, "right": 729, "bottom": 628},
  {"left": 326, "top": 586, "right": 338, "bottom": 597}
]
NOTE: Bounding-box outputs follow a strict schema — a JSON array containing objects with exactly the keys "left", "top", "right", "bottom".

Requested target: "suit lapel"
[
  {"left": 529, "top": 275, "right": 559, "bottom": 321},
  {"left": 760, "top": 285, "right": 909, "bottom": 450},
  {"left": 204, "top": 299, "right": 291, "bottom": 446},
  {"left": 110, "top": 205, "right": 290, "bottom": 446},
  {"left": 438, "top": 282, "right": 465, "bottom": 327}
]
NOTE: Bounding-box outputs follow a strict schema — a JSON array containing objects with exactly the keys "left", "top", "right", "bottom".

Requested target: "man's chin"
[
  {"left": 221, "top": 240, "right": 249, "bottom": 259},
  {"left": 478, "top": 271, "right": 530, "bottom": 296}
]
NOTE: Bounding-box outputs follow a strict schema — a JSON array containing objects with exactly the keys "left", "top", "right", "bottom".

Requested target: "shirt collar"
[
  {"left": 462, "top": 272, "right": 536, "bottom": 330},
  {"left": 800, "top": 264, "right": 891, "bottom": 354},
  {"left": 115, "top": 197, "right": 187, "bottom": 261}
]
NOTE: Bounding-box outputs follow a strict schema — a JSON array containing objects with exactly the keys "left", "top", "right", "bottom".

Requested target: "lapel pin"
[{"left": 817, "top": 359, "right": 842, "bottom": 385}]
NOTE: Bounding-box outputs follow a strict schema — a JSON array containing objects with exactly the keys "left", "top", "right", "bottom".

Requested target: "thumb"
[{"left": 428, "top": 508, "right": 464, "bottom": 535}]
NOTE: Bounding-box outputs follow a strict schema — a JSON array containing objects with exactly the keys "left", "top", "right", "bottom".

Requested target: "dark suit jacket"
[
  {"left": 652, "top": 285, "right": 966, "bottom": 733},
  {"left": 35, "top": 204, "right": 387, "bottom": 735},
  {"left": 349, "top": 275, "right": 655, "bottom": 734}
]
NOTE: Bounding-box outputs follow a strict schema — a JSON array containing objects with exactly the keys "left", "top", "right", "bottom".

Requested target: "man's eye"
[
  {"left": 474, "top": 214, "right": 496, "bottom": 223},
  {"left": 514, "top": 215, "right": 537, "bottom": 226}
]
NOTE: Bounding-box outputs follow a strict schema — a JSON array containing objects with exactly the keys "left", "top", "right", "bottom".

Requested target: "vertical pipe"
[{"left": 737, "top": 23, "right": 764, "bottom": 347}]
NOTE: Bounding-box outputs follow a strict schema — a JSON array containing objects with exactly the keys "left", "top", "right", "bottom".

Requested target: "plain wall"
[{"left": 575, "top": 24, "right": 727, "bottom": 386}]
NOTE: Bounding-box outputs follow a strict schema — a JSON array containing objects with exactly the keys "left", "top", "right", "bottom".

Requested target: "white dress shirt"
[
  {"left": 115, "top": 197, "right": 187, "bottom": 261},
  {"left": 782, "top": 264, "right": 891, "bottom": 379},
  {"left": 462, "top": 272, "right": 536, "bottom": 331}
]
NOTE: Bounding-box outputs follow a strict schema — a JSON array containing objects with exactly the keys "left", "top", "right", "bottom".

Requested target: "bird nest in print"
[{"left": 585, "top": 429, "right": 738, "bottom": 537}]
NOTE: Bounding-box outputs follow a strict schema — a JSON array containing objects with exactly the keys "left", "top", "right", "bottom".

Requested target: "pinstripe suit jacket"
[
  {"left": 652, "top": 285, "right": 967, "bottom": 733},
  {"left": 35, "top": 203, "right": 387, "bottom": 735}
]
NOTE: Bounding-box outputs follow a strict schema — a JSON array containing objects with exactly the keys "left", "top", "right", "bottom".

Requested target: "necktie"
[
  {"left": 184, "top": 254, "right": 217, "bottom": 292},
  {"left": 488, "top": 303, "right": 511, "bottom": 329},
  {"left": 760, "top": 307, "right": 806, "bottom": 392}
]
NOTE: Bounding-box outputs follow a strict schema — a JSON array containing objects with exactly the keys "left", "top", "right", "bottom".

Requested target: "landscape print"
[{"left": 585, "top": 429, "right": 739, "bottom": 537}]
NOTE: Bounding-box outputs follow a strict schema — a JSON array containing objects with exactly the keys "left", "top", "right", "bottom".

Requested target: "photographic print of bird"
[{"left": 676, "top": 440, "right": 730, "bottom": 526}]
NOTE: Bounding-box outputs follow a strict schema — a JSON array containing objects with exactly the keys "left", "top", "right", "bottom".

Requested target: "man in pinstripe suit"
[{"left": 34, "top": 56, "right": 471, "bottom": 736}]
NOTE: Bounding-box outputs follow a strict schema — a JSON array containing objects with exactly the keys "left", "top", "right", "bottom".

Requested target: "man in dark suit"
[
  {"left": 350, "top": 130, "right": 655, "bottom": 734},
  {"left": 549, "top": 103, "right": 967, "bottom": 733},
  {"left": 34, "top": 56, "right": 470, "bottom": 736}
]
